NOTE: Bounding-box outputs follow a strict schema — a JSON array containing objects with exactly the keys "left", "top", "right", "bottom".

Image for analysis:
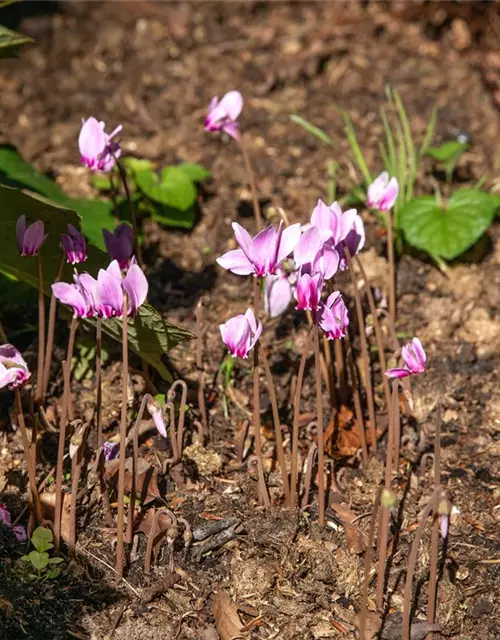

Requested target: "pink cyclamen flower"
[
  {"left": 103, "top": 224, "right": 134, "bottom": 270},
  {"left": 61, "top": 224, "right": 87, "bottom": 264},
  {"left": 0, "top": 344, "right": 31, "bottom": 390},
  {"left": 146, "top": 396, "right": 167, "bottom": 438},
  {"left": 367, "top": 171, "right": 399, "bottom": 212},
  {"left": 16, "top": 215, "right": 47, "bottom": 257},
  {"left": 293, "top": 227, "right": 339, "bottom": 280},
  {"left": 79, "top": 117, "right": 122, "bottom": 172},
  {"left": 204, "top": 91, "right": 243, "bottom": 140},
  {"left": 52, "top": 271, "right": 98, "bottom": 318},
  {"left": 264, "top": 270, "right": 296, "bottom": 318},
  {"left": 103, "top": 441, "right": 120, "bottom": 462},
  {"left": 385, "top": 337, "right": 426, "bottom": 379},
  {"left": 217, "top": 221, "right": 301, "bottom": 278},
  {"left": 96, "top": 260, "right": 148, "bottom": 318},
  {"left": 0, "top": 504, "right": 11, "bottom": 526},
  {"left": 220, "top": 309, "right": 262, "bottom": 358},
  {"left": 317, "top": 292, "right": 349, "bottom": 340},
  {"left": 295, "top": 272, "right": 324, "bottom": 311}
]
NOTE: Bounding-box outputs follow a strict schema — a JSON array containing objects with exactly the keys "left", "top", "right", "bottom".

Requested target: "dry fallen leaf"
[
  {"left": 39, "top": 492, "right": 71, "bottom": 542},
  {"left": 213, "top": 588, "right": 245, "bottom": 640},
  {"left": 330, "top": 502, "right": 368, "bottom": 555}
]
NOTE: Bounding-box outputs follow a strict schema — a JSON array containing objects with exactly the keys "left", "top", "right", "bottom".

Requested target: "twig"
[
  {"left": 80, "top": 548, "right": 140, "bottom": 597},
  {"left": 300, "top": 442, "right": 317, "bottom": 510}
]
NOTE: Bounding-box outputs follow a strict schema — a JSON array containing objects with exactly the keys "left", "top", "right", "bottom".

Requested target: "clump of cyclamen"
[
  {"left": 385, "top": 337, "right": 426, "bottom": 379},
  {"left": 52, "top": 260, "right": 148, "bottom": 319},
  {"left": 0, "top": 344, "right": 31, "bottom": 390},
  {"left": 204, "top": 91, "right": 243, "bottom": 140},
  {"left": 79, "top": 117, "right": 122, "bottom": 173}
]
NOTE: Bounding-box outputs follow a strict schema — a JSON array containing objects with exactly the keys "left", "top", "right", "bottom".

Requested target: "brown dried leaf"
[
  {"left": 330, "top": 502, "right": 368, "bottom": 555},
  {"left": 39, "top": 492, "right": 71, "bottom": 542},
  {"left": 137, "top": 508, "right": 173, "bottom": 538},
  {"left": 213, "top": 588, "right": 245, "bottom": 640}
]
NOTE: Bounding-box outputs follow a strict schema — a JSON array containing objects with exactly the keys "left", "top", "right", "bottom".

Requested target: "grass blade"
[{"left": 290, "top": 114, "right": 335, "bottom": 147}]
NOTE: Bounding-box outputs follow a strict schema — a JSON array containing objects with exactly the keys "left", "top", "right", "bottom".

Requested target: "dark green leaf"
[
  {"left": 0, "top": 24, "right": 33, "bottom": 58},
  {"left": 65, "top": 198, "right": 115, "bottom": 252},
  {"left": 177, "top": 162, "right": 212, "bottom": 182},
  {"left": 90, "top": 174, "right": 113, "bottom": 191},
  {"left": 0, "top": 186, "right": 193, "bottom": 379},
  {"left": 290, "top": 115, "right": 335, "bottom": 146},
  {"left": 0, "top": 145, "right": 65, "bottom": 200},
  {"left": 424, "top": 141, "right": 469, "bottom": 164},
  {"left": 136, "top": 167, "right": 196, "bottom": 211},
  {"left": 399, "top": 189, "right": 498, "bottom": 260},
  {"left": 147, "top": 201, "right": 195, "bottom": 230}
]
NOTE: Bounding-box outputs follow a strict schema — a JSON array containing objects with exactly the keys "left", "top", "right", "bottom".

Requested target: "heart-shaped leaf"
[
  {"left": 177, "top": 162, "right": 212, "bottom": 182},
  {"left": 399, "top": 189, "right": 499, "bottom": 260},
  {"left": 136, "top": 167, "right": 196, "bottom": 211},
  {"left": 0, "top": 186, "right": 193, "bottom": 380}
]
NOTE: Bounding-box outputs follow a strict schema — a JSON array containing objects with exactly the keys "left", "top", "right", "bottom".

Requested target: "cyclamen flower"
[
  {"left": 146, "top": 395, "right": 167, "bottom": 438},
  {"left": 95, "top": 260, "right": 148, "bottom": 318},
  {"left": 61, "top": 224, "right": 87, "bottom": 264},
  {"left": 308, "top": 200, "right": 365, "bottom": 269},
  {"left": 367, "top": 171, "right": 399, "bottom": 212},
  {"left": 385, "top": 337, "right": 426, "bottom": 379},
  {"left": 217, "top": 221, "right": 301, "bottom": 278},
  {"left": 52, "top": 272, "right": 98, "bottom": 318},
  {"left": 16, "top": 215, "right": 47, "bottom": 257},
  {"left": 0, "top": 504, "right": 11, "bottom": 526},
  {"left": 103, "top": 224, "right": 134, "bottom": 270},
  {"left": 103, "top": 441, "right": 120, "bottom": 462},
  {"left": 0, "top": 504, "right": 27, "bottom": 542},
  {"left": 264, "top": 270, "right": 296, "bottom": 318},
  {"left": 79, "top": 117, "right": 122, "bottom": 172},
  {"left": 293, "top": 227, "right": 339, "bottom": 280},
  {"left": 220, "top": 309, "right": 262, "bottom": 358},
  {"left": 295, "top": 272, "right": 324, "bottom": 311},
  {"left": 317, "top": 292, "right": 349, "bottom": 340},
  {"left": 0, "top": 344, "right": 31, "bottom": 390},
  {"left": 204, "top": 91, "right": 243, "bottom": 140}
]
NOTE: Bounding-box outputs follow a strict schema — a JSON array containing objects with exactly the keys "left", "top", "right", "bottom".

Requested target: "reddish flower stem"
[
  {"left": 68, "top": 425, "right": 88, "bottom": 557},
  {"left": 54, "top": 317, "right": 78, "bottom": 552},
  {"left": 386, "top": 209, "right": 396, "bottom": 325},
  {"left": 116, "top": 160, "right": 143, "bottom": 269},
  {"left": 195, "top": 299, "right": 209, "bottom": 441},
  {"left": 344, "top": 249, "right": 377, "bottom": 452},
  {"left": 359, "top": 487, "right": 382, "bottom": 640},
  {"left": 42, "top": 252, "right": 65, "bottom": 399},
  {"left": 126, "top": 395, "right": 148, "bottom": 544},
  {"left": 259, "top": 344, "right": 290, "bottom": 502},
  {"left": 288, "top": 329, "right": 314, "bottom": 509},
  {"left": 14, "top": 388, "right": 42, "bottom": 523},
  {"left": 35, "top": 254, "right": 45, "bottom": 406},
  {"left": 116, "top": 294, "right": 129, "bottom": 580},
  {"left": 237, "top": 137, "right": 263, "bottom": 231},
  {"left": 313, "top": 325, "right": 326, "bottom": 526},
  {"left": 345, "top": 332, "right": 368, "bottom": 466},
  {"left": 95, "top": 318, "right": 103, "bottom": 447},
  {"left": 427, "top": 408, "right": 442, "bottom": 638}
]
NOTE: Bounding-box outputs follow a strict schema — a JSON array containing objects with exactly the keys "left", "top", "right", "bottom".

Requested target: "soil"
[{"left": 1, "top": 2, "right": 500, "bottom": 639}]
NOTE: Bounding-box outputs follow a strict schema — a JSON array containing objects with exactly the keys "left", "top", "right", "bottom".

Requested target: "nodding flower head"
[
  {"left": 367, "top": 171, "right": 399, "bottom": 212},
  {"left": 204, "top": 91, "right": 243, "bottom": 140},
  {"left": 219, "top": 309, "right": 262, "bottom": 359},
  {"left": 95, "top": 260, "right": 148, "bottom": 319},
  {"left": 217, "top": 221, "right": 301, "bottom": 278},
  {"left": 385, "top": 337, "right": 426, "bottom": 379},
  {"left": 0, "top": 344, "right": 31, "bottom": 390},
  {"left": 295, "top": 272, "right": 324, "bottom": 312},
  {"left": 61, "top": 224, "right": 87, "bottom": 264},
  {"left": 316, "top": 292, "right": 349, "bottom": 340},
  {"left": 16, "top": 215, "right": 47, "bottom": 257},
  {"left": 79, "top": 117, "right": 122, "bottom": 173},
  {"left": 103, "top": 224, "right": 134, "bottom": 270}
]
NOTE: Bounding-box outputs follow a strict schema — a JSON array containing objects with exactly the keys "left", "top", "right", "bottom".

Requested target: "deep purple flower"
[
  {"left": 385, "top": 337, "right": 426, "bottom": 379},
  {"left": 367, "top": 171, "right": 399, "bottom": 212},
  {"left": 103, "top": 224, "right": 134, "bottom": 270},
  {"left": 79, "top": 117, "right": 122, "bottom": 172},
  {"left": 52, "top": 271, "right": 98, "bottom": 318},
  {"left": 220, "top": 309, "right": 262, "bottom": 358},
  {"left": 95, "top": 260, "right": 148, "bottom": 318},
  {"left": 217, "top": 221, "right": 301, "bottom": 278},
  {"left": 264, "top": 270, "right": 296, "bottom": 318},
  {"left": 0, "top": 504, "right": 11, "bottom": 526},
  {"left": 103, "top": 441, "right": 120, "bottom": 462},
  {"left": 0, "top": 344, "right": 31, "bottom": 390},
  {"left": 295, "top": 272, "right": 324, "bottom": 311},
  {"left": 204, "top": 91, "right": 243, "bottom": 140},
  {"left": 16, "top": 215, "right": 47, "bottom": 257},
  {"left": 317, "top": 292, "right": 349, "bottom": 340},
  {"left": 61, "top": 224, "right": 87, "bottom": 264},
  {"left": 293, "top": 227, "right": 339, "bottom": 280},
  {"left": 0, "top": 504, "right": 26, "bottom": 542}
]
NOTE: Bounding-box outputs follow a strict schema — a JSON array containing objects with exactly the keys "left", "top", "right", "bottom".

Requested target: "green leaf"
[
  {"left": 424, "top": 141, "right": 469, "bottom": 164},
  {"left": 341, "top": 113, "right": 372, "bottom": 184},
  {"left": 90, "top": 174, "right": 113, "bottom": 191},
  {"left": 0, "top": 186, "right": 193, "bottom": 380},
  {"left": 31, "top": 526, "right": 54, "bottom": 553},
  {"left": 177, "top": 162, "right": 212, "bottom": 182},
  {"left": 48, "top": 557, "right": 64, "bottom": 564},
  {"left": 0, "top": 24, "right": 33, "bottom": 59},
  {"left": 28, "top": 550, "right": 49, "bottom": 571},
  {"left": 136, "top": 167, "right": 196, "bottom": 211},
  {"left": 290, "top": 114, "right": 335, "bottom": 146},
  {"left": 121, "top": 157, "right": 154, "bottom": 174},
  {"left": 0, "top": 145, "right": 66, "bottom": 200},
  {"left": 399, "top": 189, "right": 499, "bottom": 260},
  {"left": 147, "top": 201, "right": 195, "bottom": 230}
]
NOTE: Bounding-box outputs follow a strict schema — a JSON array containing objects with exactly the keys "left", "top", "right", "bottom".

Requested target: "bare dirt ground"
[{"left": 0, "top": 2, "right": 499, "bottom": 639}]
